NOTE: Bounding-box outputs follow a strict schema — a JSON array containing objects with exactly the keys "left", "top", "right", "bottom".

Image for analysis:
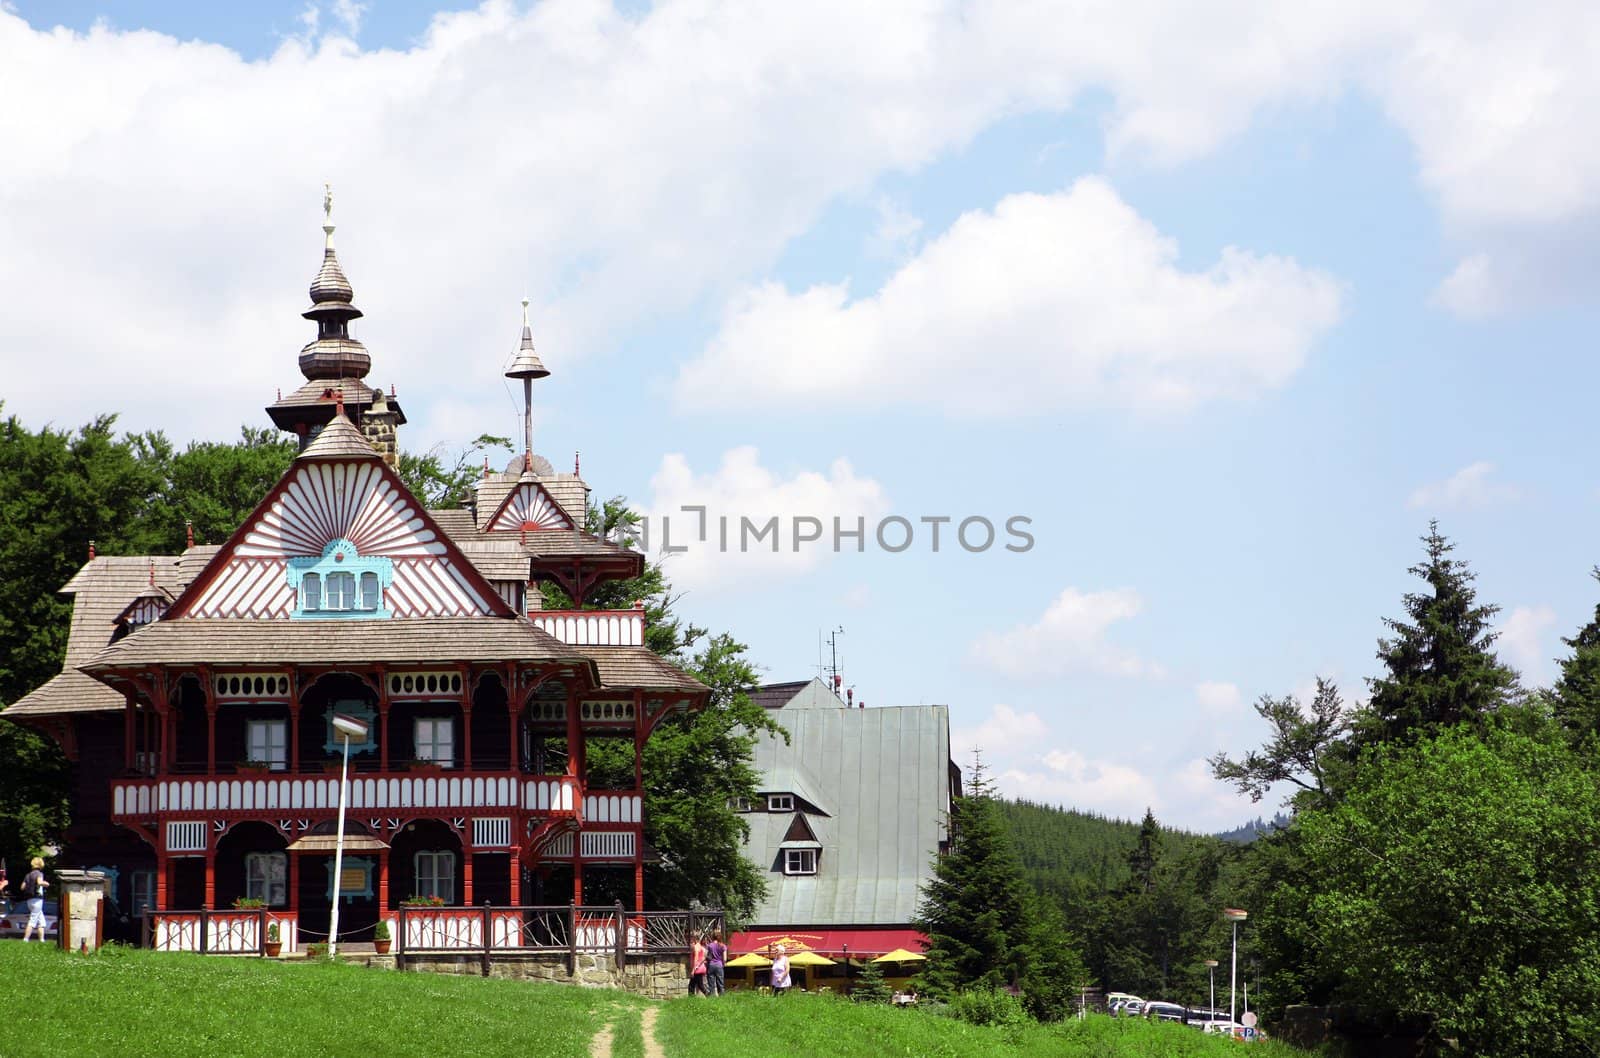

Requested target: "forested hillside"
[{"left": 995, "top": 799, "right": 1212, "bottom": 899}]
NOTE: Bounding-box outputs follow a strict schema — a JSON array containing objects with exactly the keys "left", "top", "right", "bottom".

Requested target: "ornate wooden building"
[{"left": 4, "top": 197, "right": 705, "bottom": 950}]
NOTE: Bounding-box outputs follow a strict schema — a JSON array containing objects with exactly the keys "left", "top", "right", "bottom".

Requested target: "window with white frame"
[
  {"left": 784, "top": 848, "right": 818, "bottom": 875},
  {"left": 246, "top": 719, "right": 288, "bottom": 771},
  {"left": 130, "top": 869, "right": 157, "bottom": 914},
  {"left": 244, "top": 851, "right": 288, "bottom": 905},
  {"left": 729, "top": 796, "right": 752, "bottom": 812},
  {"left": 415, "top": 717, "right": 454, "bottom": 766},
  {"left": 767, "top": 794, "right": 794, "bottom": 812},
  {"left": 414, "top": 850, "right": 456, "bottom": 903},
  {"left": 324, "top": 571, "right": 356, "bottom": 610}
]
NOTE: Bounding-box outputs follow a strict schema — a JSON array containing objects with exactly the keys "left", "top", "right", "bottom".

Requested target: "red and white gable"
[
  {"left": 173, "top": 459, "right": 512, "bottom": 620},
  {"left": 487, "top": 481, "right": 575, "bottom": 533}
]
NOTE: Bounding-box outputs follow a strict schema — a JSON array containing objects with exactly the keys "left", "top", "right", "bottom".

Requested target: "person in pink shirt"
[{"left": 690, "top": 935, "right": 709, "bottom": 995}]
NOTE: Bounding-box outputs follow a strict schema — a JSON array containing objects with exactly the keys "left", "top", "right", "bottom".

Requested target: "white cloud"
[
  {"left": 971, "top": 586, "right": 1155, "bottom": 680},
  {"left": 0, "top": 2, "right": 1593, "bottom": 449},
  {"left": 1432, "top": 253, "right": 1507, "bottom": 318},
  {"left": 993, "top": 750, "right": 1162, "bottom": 822},
  {"left": 641, "top": 446, "right": 888, "bottom": 595},
  {"left": 329, "top": 0, "right": 366, "bottom": 37},
  {"left": 866, "top": 196, "right": 923, "bottom": 261},
  {"left": 1195, "top": 681, "right": 1244, "bottom": 714},
  {"left": 952, "top": 704, "right": 1051, "bottom": 764},
  {"left": 1407, "top": 461, "right": 1523, "bottom": 511},
  {"left": 1499, "top": 604, "right": 1558, "bottom": 685},
  {"left": 677, "top": 179, "right": 1343, "bottom": 416}
]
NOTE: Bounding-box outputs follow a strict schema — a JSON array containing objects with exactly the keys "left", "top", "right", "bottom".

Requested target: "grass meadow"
[{"left": 2, "top": 942, "right": 1306, "bottom": 1058}]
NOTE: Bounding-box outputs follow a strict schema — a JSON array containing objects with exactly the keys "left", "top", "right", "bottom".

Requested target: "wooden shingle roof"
[
  {"left": 79, "top": 616, "right": 584, "bottom": 669},
  {"left": 5, "top": 555, "right": 182, "bottom": 718},
  {"left": 580, "top": 646, "right": 707, "bottom": 694}
]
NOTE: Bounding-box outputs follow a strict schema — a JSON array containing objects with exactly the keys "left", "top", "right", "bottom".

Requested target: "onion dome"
[{"left": 298, "top": 184, "right": 371, "bottom": 381}]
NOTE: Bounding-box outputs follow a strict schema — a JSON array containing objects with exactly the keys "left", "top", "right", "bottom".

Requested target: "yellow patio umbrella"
[
  {"left": 726, "top": 952, "right": 773, "bottom": 968},
  {"left": 785, "top": 950, "right": 836, "bottom": 967},
  {"left": 871, "top": 948, "right": 927, "bottom": 963}
]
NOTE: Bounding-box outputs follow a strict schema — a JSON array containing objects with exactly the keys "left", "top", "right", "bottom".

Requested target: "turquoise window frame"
[
  {"left": 324, "top": 855, "right": 375, "bottom": 904},
  {"left": 322, "top": 699, "right": 378, "bottom": 758},
  {"left": 288, "top": 537, "right": 393, "bottom": 620}
]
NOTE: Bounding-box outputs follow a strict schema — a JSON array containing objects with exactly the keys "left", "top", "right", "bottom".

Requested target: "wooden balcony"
[{"left": 107, "top": 772, "right": 635, "bottom": 824}]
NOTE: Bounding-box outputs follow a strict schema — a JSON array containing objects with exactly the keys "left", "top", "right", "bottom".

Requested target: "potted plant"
[
  {"left": 264, "top": 921, "right": 282, "bottom": 958},
  {"left": 237, "top": 759, "right": 272, "bottom": 773},
  {"left": 233, "top": 896, "right": 267, "bottom": 910},
  {"left": 401, "top": 894, "right": 447, "bottom": 907},
  {"left": 373, "top": 919, "right": 392, "bottom": 954}
]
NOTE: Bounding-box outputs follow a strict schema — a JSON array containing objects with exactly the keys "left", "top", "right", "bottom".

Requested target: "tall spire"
[
  {"left": 505, "top": 297, "right": 550, "bottom": 468},
  {"left": 299, "top": 183, "right": 369, "bottom": 380}
]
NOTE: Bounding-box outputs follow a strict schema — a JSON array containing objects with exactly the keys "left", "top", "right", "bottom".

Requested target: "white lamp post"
[
  {"left": 1205, "top": 958, "right": 1219, "bottom": 1020},
  {"left": 327, "top": 713, "right": 370, "bottom": 958},
  {"left": 1223, "top": 908, "right": 1248, "bottom": 1029}
]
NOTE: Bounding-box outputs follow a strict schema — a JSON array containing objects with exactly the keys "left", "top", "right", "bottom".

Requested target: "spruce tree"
[
  {"left": 850, "top": 956, "right": 893, "bottom": 1003},
  {"left": 1553, "top": 568, "right": 1600, "bottom": 738},
  {"left": 916, "top": 755, "right": 1033, "bottom": 998},
  {"left": 1362, "top": 521, "right": 1516, "bottom": 746}
]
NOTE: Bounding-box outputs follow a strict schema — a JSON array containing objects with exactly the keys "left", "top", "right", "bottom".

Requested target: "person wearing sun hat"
[{"left": 770, "top": 943, "right": 792, "bottom": 995}]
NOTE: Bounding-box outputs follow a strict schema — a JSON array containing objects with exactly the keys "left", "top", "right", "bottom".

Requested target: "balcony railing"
[
  {"left": 140, "top": 905, "right": 724, "bottom": 975},
  {"left": 109, "top": 772, "right": 626, "bottom": 823},
  {"left": 530, "top": 608, "right": 645, "bottom": 646}
]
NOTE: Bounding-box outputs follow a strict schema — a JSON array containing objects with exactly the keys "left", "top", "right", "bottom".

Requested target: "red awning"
[{"left": 728, "top": 928, "right": 927, "bottom": 958}]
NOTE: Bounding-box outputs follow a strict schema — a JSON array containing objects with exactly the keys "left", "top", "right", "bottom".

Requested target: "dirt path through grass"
[
  {"left": 640, "top": 1006, "right": 665, "bottom": 1058},
  {"left": 589, "top": 1019, "right": 615, "bottom": 1058}
]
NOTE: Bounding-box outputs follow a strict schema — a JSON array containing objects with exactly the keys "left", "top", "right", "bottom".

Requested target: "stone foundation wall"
[{"left": 371, "top": 951, "right": 689, "bottom": 1000}]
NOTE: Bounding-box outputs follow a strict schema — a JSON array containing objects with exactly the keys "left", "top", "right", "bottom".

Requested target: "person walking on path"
[
  {"left": 770, "top": 943, "right": 792, "bottom": 996},
  {"left": 689, "top": 934, "right": 709, "bottom": 995},
  {"left": 21, "top": 857, "right": 49, "bottom": 943},
  {"left": 705, "top": 931, "right": 728, "bottom": 996}
]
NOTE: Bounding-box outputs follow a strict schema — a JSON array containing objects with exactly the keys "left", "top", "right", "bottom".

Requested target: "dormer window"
[
  {"left": 767, "top": 794, "right": 794, "bottom": 812},
  {"left": 288, "top": 538, "right": 392, "bottom": 619}
]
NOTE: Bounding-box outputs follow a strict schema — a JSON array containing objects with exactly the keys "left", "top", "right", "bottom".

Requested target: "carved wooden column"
[
  {"left": 377, "top": 848, "right": 390, "bottom": 912},
  {"left": 205, "top": 702, "right": 218, "bottom": 775},
  {"left": 204, "top": 849, "right": 216, "bottom": 909}
]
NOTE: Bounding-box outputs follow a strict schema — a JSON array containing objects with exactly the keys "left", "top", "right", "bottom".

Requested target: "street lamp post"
[
  {"left": 1223, "top": 909, "right": 1248, "bottom": 1028},
  {"left": 1205, "top": 958, "right": 1219, "bottom": 1019},
  {"left": 327, "top": 713, "right": 370, "bottom": 958}
]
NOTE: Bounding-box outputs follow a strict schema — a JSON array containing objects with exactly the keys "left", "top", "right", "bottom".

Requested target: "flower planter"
[
  {"left": 264, "top": 940, "right": 282, "bottom": 957},
  {"left": 374, "top": 939, "right": 392, "bottom": 954}
]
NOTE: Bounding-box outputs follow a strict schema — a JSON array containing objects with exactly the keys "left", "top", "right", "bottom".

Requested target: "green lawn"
[
  {"left": 0, "top": 942, "right": 640, "bottom": 1058},
  {"left": 2, "top": 943, "right": 1307, "bottom": 1058},
  {"left": 657, "top": 991, "right": 1306, "bottom": 1058}
]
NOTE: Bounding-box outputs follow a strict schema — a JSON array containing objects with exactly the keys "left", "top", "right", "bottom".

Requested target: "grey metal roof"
[{"left": 742, "top": 701, "right": 953, "bottom": 928}]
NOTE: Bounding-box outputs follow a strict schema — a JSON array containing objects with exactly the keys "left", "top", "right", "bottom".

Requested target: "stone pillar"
[
  {"left": 362, "top": 388, "right": 400, "bottom": 469},
  {"left": 55, "top": 870, "right": 110, "bottom": 953}
]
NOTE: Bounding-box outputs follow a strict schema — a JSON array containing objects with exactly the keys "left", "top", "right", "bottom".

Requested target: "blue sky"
[{"left": 4, "top": 1, "right": 1599, "bottom": 830}]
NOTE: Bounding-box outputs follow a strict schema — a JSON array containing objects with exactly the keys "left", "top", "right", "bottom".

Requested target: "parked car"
[
  {"left": 1106, "top": 992, "right": 1143, "bottom": 1016},
  {"left": 0, "top": 900, "right": 60, "bottom": 939},
  {"left": 1142, "top": 1001, "right": 1187, "bottom": 1022}
]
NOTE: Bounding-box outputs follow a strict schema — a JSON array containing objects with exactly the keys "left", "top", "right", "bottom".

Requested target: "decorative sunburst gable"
[
  {"left": 486, "top": 480, "right": 576, "bottom": 533},
  {"left": 170, "top": 453, "right": 516, "bottom": 621}
]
